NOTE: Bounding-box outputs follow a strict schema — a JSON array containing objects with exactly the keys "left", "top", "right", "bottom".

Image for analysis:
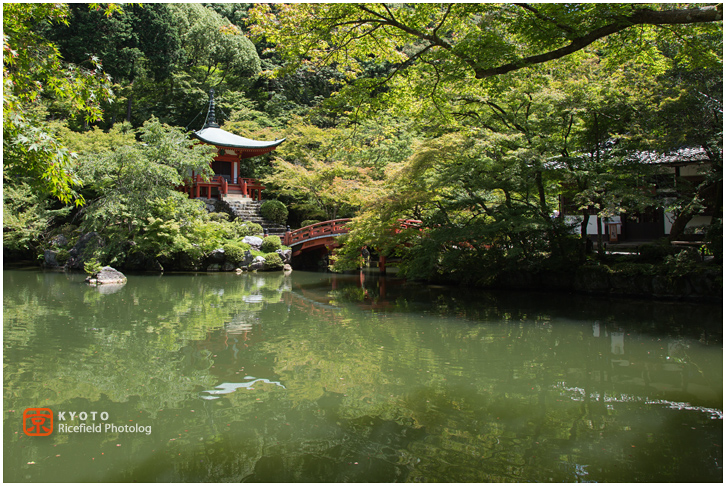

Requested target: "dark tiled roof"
[
  {"left": 633, "top": 147, "right": 710, "bottom": 165},
  {"left": 545, "top": 147, "right": 710, "bottom": 170}
]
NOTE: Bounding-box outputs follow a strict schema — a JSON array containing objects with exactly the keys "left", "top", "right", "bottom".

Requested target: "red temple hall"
[{"left": 180, "top": 89, "right": 285, "bottom": 201}]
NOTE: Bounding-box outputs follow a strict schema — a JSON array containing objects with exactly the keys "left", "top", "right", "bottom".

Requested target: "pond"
[{"left": 3, "top": 268, "right": 722, "bottom": 482}]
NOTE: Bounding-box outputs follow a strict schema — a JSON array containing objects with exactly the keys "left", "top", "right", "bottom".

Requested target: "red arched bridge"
[
  {"left": 282, "top": 218, "right": 422, "bottom": 270},
  {"left": 282, "top": 219, "right": 353, "bottom": 257}
]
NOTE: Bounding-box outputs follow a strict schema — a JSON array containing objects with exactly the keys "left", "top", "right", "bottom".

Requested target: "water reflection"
[
  {"left": 201, "top": 378, "right": 286, "bottom": 400},
  {"left": 3, "top": 268, "right": 722, "bottom": 482}
]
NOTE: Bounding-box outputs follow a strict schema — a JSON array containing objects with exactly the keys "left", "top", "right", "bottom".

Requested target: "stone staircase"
[{"left": 221, "top": 196, "right": 288, "bottom": 236}]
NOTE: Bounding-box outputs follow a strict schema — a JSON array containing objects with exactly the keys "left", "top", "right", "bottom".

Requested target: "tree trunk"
[
  {"left": 534, "top": 169, "right": 548, "bottom": 218},
  {"left": 580, "top": 210, "right": 591, "bottom": 263},
  {"left": 126, "top": 93, "right": 133, "bottom": 123},
  {"left": 596, "top": 215, "right": 604, "bottom": 255}
]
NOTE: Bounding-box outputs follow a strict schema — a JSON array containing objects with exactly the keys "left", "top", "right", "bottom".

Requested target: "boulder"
[
  {"left": 87, "top": 266, "right": 127, "bottom": 285},
  {"left": 44, "top": 250, "right": 60, "bottom": 268},
  {"left": 67, "top": 232, "right": 103, "bottom": 270},
  {"left": 249, "top": 256, "right": 266, "bottom": 271},
  {"left": 124, "top": 251, "right": 163, "bottom": 272},
  {"left": 208, "top": 248, "right": 226, "bottom": 263},
  {"left": 242, "top": 250, "right": 255, "bottom": 266},
  {"left": 51, "top": 234, "right": 69, "bottom": 248},
  {"left": 207, "top": 263, "right": 222, "bottom": 272},
  {"left": 276, "top": 249, "right": 292, "bottom": 264},
  {"left": 283, "top": 264, "right": 293, "bottom": 273},
  {"left": 243, "top": 236, "right": 264, "bottom": 251}
]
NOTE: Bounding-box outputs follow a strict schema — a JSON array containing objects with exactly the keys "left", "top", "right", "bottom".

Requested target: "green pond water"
[{"left": 3, "top": 268, "right": 723, "bottom": 482}]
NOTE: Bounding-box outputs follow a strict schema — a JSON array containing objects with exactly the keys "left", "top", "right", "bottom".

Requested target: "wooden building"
[
  {"left": 558, "top": 147, "right": 716, "bottom": 243},
  {"left": 179, "top": 89, "right": 285, "bottom": 200}
]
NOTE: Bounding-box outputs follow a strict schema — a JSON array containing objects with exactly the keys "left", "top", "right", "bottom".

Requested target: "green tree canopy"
[{"left": 3, "top": 3, "right": 115, "bottom": 203}]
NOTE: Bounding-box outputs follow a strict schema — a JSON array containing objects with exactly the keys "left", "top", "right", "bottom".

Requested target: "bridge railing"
[
  {"left": 283, "top": 219, "right": 352, "bottom": 246},
  {"left": 283, "top": 218, "right": 423, "bottom": 247}
]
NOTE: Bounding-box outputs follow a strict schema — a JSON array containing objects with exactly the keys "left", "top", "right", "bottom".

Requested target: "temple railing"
[{"left": 179, "top": 175, "right": 265, "bottom": 200}]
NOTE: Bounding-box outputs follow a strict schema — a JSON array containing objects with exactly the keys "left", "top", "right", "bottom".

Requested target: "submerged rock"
[{"left": 87, "top": 266, "right": 127, "bottom": 285}]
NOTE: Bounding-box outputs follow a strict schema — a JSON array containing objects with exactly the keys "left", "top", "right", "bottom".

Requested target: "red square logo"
[{"left": 23, "top": 408, "right": 53, "bottom": 436}]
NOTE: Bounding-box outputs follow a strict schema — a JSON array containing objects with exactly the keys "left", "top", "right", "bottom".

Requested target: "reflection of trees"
[
  {"left": 257, "top": 280, "right": 722, "bottom": 482},
  {"left": 3, "top": 270, "right": 722, "bottom": 482},
  {"left": 3, "top": 271, "right": 292, "bottom": 433}
]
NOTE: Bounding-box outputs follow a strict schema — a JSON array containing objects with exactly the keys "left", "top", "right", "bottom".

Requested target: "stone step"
[{"left": 219, "top": 196, "right": 287, "bottom": 236}]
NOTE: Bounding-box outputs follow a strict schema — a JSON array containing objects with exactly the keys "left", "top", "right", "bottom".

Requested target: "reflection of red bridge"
[
  {"left": 282, "top": 219, "right": 422, "bottom": 271},
  {"left": 285, "top": 273, "right": 401, "bottom": 314}
]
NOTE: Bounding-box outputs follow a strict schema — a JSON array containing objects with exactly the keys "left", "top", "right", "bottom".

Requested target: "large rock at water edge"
[
  {"left": 208, "top": 248, "right": 226, "bottom": 263},
  {"left": 87, "top": 266, "right": 127, "bottom": 285},
  {"left": 276, "top": 249, "right": 292, "bottom": 264},
  {"left": 44, "top": 250, "right": 61, "bottom": 268},
  {"left": 249, "top": 256, "right": 266, "bottom": 271}
]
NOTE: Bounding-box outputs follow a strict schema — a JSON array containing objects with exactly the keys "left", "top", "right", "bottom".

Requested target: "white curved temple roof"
[{"left": 193, "top": 127, "right": 285, "bottom": 158}]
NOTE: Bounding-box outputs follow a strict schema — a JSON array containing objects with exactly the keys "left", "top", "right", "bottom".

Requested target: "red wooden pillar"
[{"left": 378, "top": 255, "right": 387, "bottom": 275}]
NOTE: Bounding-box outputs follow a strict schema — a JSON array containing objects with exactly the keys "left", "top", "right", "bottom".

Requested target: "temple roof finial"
[{"left": 205, "top": 88, "right": 220, "bottom": 128}]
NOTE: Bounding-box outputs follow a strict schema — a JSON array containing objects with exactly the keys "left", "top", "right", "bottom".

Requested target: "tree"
[
  {"left": 250, "top": 4, "right": 722, "bottom": 83},
  {"left": 72, "top": 117, "right": 215, "bottom": 234},
  {"left": 251, "top": 3, "right": 721, "bottom": 276},
  {"left": 3, "top": 3, "right": 115, "bottom": 204},
  {"left": 2, "top": 182, "right": 72, "bottom": 254},
  {"left": 169, "top": 3, "right": 260, "bottom": 84},
  {"left": 45, "top": 3, "right": 183, "bottom": 124}
]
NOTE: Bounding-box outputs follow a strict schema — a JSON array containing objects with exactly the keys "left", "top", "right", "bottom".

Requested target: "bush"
[
  {"left": 260, "top": 200, "right": 288, "bottom": 225},
  {"left": 261, "top": 235, "right": 282, "bottom": 253},
  {"left": 209, "top": 212, "right": 230, "bottom": 222},
  {"left": 235, "top": 220, "right": 263, "bottom": 237},
  {"left": 300, "top": 219, "right": 320, "bottom": 228},
  {"left": 84, "top": 258, "right": 102, "bottom": 276},
  {"left": 263, "top": 252, "right": 284, "bottom": 270},
  {"left": 704, "top": 218, "right": 722, "bottom": 261},
  {"left": 664, "top": 249, "right": 700, "bottom": 277},
  {"left": 638, "top": 238, "right": 680, "bottom": 262},
  {"left": 223, "top": 242, "right": 252, "bottom": 263}
]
